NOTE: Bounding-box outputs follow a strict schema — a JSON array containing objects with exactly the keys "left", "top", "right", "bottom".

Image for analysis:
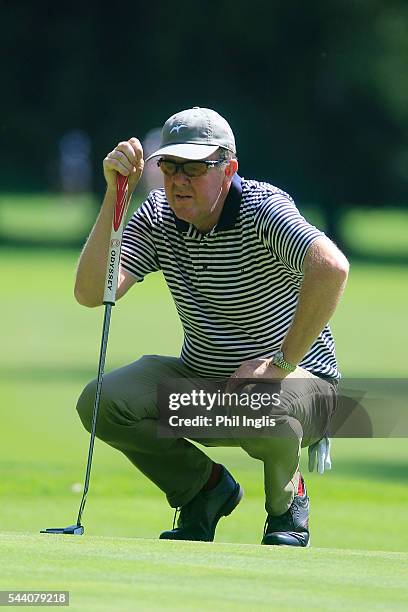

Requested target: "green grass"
[
  {"left": 1, "top": 535, "right": 408, "bottom": 611},
  {"left": 0, "top": 193, "right": 97, "bottom": 242},
  {"left": 2, "top": 248, "right": 407, "bottom": 376},
  {"left": 342, "top": 208, "right": 408, "bottom": 257},
  {"left": 1, "top": 246, "right": 408, "bottom": 610},
  {"left": 1, "top": 193, "right": 408, "bottom": 256}
]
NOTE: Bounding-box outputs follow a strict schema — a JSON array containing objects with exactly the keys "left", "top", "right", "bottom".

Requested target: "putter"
[{"left": 41, "top": 173, "right": 129, "bottom": 535}]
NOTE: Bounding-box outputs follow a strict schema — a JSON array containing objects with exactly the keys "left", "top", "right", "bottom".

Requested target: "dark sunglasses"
[{"left": 157, "top": 158, "right": 226, "bottom": 177}]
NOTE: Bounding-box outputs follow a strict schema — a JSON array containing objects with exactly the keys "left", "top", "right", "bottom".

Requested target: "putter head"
[{"left": 40, "top": 524, "right": 84, "bottom": 535}]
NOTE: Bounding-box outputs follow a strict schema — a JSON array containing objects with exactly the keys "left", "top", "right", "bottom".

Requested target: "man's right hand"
[
  {"left": 103, "top": 137, "right": 145, "bottom": 195},
  {"left": 74, "top": 137, "right": 143, "bottom": 307}
]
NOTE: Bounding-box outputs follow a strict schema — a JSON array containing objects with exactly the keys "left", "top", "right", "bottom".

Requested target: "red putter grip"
[{"left": 113, "top": 174, "right": 129, "bottom": 231}]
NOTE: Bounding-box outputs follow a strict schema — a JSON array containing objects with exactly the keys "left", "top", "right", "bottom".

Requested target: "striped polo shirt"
[{"left": 121, "top": 174, "right": 339, "bottom": 379}]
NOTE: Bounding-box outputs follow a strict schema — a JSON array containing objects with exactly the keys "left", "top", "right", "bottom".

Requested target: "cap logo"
[{"left": 170, "top": 123, "right": 188, "bottom": 134}]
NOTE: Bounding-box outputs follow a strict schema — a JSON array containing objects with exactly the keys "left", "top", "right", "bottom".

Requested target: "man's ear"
[{"left": 225, "top": 158, "right": 238, "bottom": 177}]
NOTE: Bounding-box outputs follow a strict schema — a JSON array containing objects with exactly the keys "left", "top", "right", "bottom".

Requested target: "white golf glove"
[{"left": 308, "top": 436, "right": 332, "bottom": 474}]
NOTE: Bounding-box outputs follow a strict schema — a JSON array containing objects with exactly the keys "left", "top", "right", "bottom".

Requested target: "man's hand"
[
  {"left": 308, "top": 436, "right": 332, "bottom": 474},
  {"left": 103, "top": 137, "right": 144, "bottom": 195},
  {"left": 226, "top": 357, "right": 289, "bottom": 393}
]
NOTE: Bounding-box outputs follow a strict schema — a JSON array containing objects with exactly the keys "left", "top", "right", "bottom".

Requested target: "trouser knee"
[
  {"left": 240, "top": 436, "right": 298, "bottom": 463},
  {"left": 76, "top": 377, "right": 159, "bottom": 452},
  {"left": 239, "top": 415, "right": 302, "bottom": 462},
  {"left": 76, "top": 378, "right": 115, "bottom": 441},
  {"left": 76, "top": 379, "right": 98, "bottom": 433}
]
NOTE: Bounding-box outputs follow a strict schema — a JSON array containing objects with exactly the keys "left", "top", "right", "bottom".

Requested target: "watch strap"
[{"left": 271, "top": 351, "right": 296, "bottom": 373}]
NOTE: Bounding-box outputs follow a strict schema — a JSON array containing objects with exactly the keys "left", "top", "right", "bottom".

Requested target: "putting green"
[
  {"left": 1, "top": 534, "right": 408, "bottom": 611},
  {"left": 1, "top": 248, "right": 408, "bottom": 610}
]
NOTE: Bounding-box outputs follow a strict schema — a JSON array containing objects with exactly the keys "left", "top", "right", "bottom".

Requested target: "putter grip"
[{"left": 103, "top": 174, "right": 129, "bottom": 304}]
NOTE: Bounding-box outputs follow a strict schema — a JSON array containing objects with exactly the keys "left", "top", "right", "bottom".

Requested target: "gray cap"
[{"left": 145, "top": 107, "right": 236, "bottom": 161}]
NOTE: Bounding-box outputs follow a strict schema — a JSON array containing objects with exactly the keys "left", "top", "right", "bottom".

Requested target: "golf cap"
[{"left": 145, "top": 107, "right": 236, "bottom": 161}]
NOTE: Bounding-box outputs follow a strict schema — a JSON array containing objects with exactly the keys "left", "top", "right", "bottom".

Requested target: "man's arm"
[
  {"left": 279, "top": 236, "right": 349, "bottom": 367},
  {"left": 74, "top": 137, "right": 144, "bottom": 307},
  {"left": 228, "top": 236, "right": 349, "bottom": 385}
]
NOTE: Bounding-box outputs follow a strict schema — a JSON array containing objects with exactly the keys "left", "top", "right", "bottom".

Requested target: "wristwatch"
[{"left": 271, "top": 351, "right": 296, "bottom": 373}]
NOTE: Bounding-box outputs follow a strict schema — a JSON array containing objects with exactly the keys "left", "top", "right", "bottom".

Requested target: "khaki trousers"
[{"left": 76, "top": 355, "right": 336, "bottom": 516}]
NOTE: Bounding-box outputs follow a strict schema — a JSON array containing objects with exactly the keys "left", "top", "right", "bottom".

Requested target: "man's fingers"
[
  {"left": 308, "top": 438, "right": 332, "bottom": 474},
  {"left": 107, "top": 150, "right": 133, "bottom": 171},
  {"left": 324, "top": 438, "right": 332, "bottom": 470},
  {"left": 104, "top": 153, "right": 132, "bottom": 176},
  {"left": 103, "top": 137, "right": 144, "bottom": 194},
  {"left": 317, "top": 448, "right": 325, "bottom": 474},
  {"left": 308, "top": 446, "right": 316, "bottom": 472},
  {"left": 107, "top": 139, "right": 144, "bottom": 169},
  {"left": 128, "top": 137, "right": 144, "bottom": 160},
  {"left": 104, "top": 137, "right": 144, "bottom": 182},
  {"left": 115, "top": 140, "right": 139, "bottom": 164}
]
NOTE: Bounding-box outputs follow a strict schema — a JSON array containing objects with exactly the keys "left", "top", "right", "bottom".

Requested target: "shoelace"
[
  {"left": 263, "top": 517, "right": 269, "bottom": 538},
  {"left": 172, "top": 507, "right": 180, "bottom": 530},
  {"left": 172, "top": 497, "right": 196, "bottom": 530},
  {"left": 291, "top": 501, "right": 301, "bottom": 522},
  {"left": 264, "top": 507, "right": 294, "bottom": 535}
]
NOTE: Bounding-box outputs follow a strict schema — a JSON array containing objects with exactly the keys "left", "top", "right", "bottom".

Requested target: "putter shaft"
[{"left": 76, "top": 302, "right": 113, "bottom": 527}]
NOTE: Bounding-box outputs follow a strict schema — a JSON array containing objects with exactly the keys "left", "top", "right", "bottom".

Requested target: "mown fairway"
[{"left": 1, "top": 247, "right": 408, "bottom": 610}]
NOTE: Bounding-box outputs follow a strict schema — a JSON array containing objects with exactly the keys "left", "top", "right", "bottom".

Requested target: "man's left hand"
[
  {"left": 308, "top": 436, "right": 332, "bottom": 474},
  {"left": 226, "top": 358, "right": 289, "bottom": 393}
]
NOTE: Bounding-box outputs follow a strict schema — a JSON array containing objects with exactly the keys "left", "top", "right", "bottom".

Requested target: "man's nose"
[{"left": 173, "top": 169, "right": 190, "bottom": 184}]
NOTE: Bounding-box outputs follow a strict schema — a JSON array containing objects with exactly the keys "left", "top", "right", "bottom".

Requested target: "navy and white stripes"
[{"left": 121, "top": 175, "right": 339, "bottom": 379}]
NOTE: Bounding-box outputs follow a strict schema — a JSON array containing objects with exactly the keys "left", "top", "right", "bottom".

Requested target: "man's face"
[{"left": 162, "top": 152, "right": 233, "bottom": 232}]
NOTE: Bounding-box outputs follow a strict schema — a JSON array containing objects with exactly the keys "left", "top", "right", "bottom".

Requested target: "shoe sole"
[{"left": 261, "top": 530, "right": 310, "bottom": 547}]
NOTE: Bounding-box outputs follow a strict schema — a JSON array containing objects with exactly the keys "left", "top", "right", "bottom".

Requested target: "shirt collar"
[{"left": 174, "top": 173, "right": 242, "bottom": 234}]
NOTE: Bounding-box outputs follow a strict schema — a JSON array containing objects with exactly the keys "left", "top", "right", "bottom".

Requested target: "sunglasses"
[{"left": 157, "top": 158, "right": 226, "bottom": 177}]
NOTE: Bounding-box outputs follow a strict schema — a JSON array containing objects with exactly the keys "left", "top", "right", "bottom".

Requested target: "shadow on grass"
[
  {"left": 335, "top": 459, "right": 408, "bottom": 484},
  {"left": 0, "top": 365, "right": 121, "bottom": 382}
]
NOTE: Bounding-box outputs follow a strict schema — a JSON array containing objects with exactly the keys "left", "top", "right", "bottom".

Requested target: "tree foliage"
[{"left": 1, "top": 1, "right": 406, "bottom": 210}]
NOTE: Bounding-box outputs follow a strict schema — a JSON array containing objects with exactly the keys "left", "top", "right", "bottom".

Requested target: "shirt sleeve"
[
  {"left": 254, "top": 192, "right": 324, "bottom": 273},
  {"left": 120, "top": 195, "right": 161, "bottom": 282}
]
